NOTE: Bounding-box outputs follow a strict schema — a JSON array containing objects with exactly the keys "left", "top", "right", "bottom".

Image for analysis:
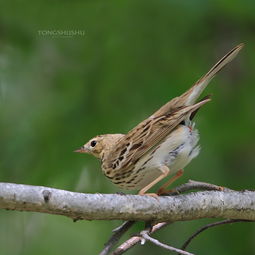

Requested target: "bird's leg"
[
  {"left": 157, "top": 169, "right": 184, "bottom": 195},
  {"left": 138, "top": 165, "right": 170, "bottom": 197}
]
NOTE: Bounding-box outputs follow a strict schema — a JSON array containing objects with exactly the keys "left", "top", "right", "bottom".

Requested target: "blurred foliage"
[{"left": 0, "top": 0, "right": 255, "bottom": 254}]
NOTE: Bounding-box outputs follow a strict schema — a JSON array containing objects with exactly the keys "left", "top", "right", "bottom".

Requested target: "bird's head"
[{"left": 74, "top": 134, "right": 124, "bottom": 159}]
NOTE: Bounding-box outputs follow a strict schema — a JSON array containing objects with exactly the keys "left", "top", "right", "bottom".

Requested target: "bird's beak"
[{"left": 74, "top": 146, "right": 89, "bottom": 153}]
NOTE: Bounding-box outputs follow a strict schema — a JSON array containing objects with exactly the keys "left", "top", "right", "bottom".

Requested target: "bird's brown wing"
[
  {"left": 103, "top": 98, "right": 210, "bottom": 172},
  {"left": 150, "top": 43, "right": 243, "bottom": 118}
]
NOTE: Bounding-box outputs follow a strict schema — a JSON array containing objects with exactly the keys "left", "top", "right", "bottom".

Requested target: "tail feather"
[
  {"left": 183, "top": 43, "right": 244, "bottom": 105},
  {"left": 150, "top": 43, "right": 244, "bottom": 119}
]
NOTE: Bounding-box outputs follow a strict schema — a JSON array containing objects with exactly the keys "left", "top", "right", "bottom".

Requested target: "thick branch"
[{"left": 0, "top": 182, "right": 254, "bottom": 221}]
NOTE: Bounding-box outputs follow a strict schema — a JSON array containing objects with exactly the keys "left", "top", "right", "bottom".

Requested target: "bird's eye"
[{"left": 90, "top": 140, "right": 97, "bottom": 147}]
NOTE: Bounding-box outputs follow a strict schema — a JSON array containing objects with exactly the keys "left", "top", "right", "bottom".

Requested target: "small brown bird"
[{"left": 75, "top": 44, "right": 243, "bottom": 196}]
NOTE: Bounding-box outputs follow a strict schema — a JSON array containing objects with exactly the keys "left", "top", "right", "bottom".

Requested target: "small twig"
[
  {"left": 99, "top": 221, "right": 135, "bottom": 255},
  {"left": 112, "top": 222, "right": 170, "bottom": 255},
  {"left": 141, "top": 231, "right": 195, "bottom": 255},
  {"left": 180, "top": 219, "right": 254, "bottom": 253},
  {"left": 166, "top": 180, "right": 233, "bottom": 196},
  {"left": 112, "top": 221, "right": 134, "bottom": 233}
]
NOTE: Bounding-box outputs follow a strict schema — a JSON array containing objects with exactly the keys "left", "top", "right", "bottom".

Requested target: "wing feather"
[{"left": 103, "top": 98, "right": 210, "bottom": 171}]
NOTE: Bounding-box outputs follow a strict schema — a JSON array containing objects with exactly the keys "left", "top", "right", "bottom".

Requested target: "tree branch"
[
  {"left": 99, "top": 221, "right": 135, "bottom": 255},
  {"left": 141, "top": 230, "right": 195, "bottom": 255},
  {"left": 0, "top": 182, "right": 254, "bottom": 222},
  {"left": 166, "top": 179, "right": 231, "bottom": 195},
  {"left": 180, "top": 219, "right": 253, "bottom": 252},
  {"left": 112, "top": 222, "right": 170, "bottom": 255}
]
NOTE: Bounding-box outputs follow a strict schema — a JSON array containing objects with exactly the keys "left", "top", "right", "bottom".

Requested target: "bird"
[{"left": 75, "top": 44, "right": 243, "bottom": 196}]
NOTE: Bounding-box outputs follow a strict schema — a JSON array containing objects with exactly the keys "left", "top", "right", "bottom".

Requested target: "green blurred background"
[{"left": 0, "top": 0, "right": 254, "bottom": 254}]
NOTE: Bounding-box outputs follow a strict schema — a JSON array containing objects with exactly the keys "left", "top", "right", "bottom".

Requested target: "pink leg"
[
  {"left": 157, "top": 169, "right": 184, "bottom": 195},
  {"left": 138, "top": 165, "right": 170, "bottom": 197}
]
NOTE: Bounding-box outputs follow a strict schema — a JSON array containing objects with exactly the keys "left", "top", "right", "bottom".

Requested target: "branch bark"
[{"left": 0, "top": 182, "right": 254, "bottom": 222}]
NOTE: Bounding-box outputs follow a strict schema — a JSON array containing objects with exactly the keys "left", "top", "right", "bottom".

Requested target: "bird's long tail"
[
  {"left": 182, "top": 43, "right": 244, "bottom": 106},
  {"left": 151, "top": 43, "right": 243, "bottom": 118}
]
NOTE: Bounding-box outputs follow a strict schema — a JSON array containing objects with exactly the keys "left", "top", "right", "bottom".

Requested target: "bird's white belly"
[{"left": 131, "top": 125, "right": 200, "bottom": 189}]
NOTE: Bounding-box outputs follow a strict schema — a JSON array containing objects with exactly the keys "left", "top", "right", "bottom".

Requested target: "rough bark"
[{"left": 0, "top": 182, "right": 254, "bottom": 222}]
